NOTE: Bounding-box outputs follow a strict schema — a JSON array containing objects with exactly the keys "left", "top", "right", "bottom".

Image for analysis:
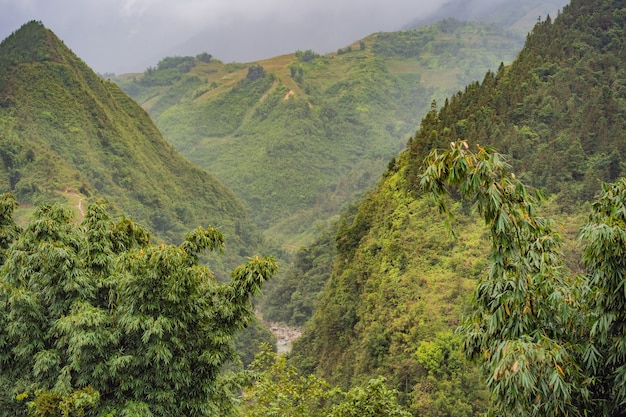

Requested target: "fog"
[{"left": 0, "top": 0, "right": 567, "bottom": 74}]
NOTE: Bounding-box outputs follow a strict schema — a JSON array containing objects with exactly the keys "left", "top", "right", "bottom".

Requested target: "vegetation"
[
  {"left": 114, "top": 20, "right": 524, "bottom": 250},
  {"left": 240, "top": 345, "right": 411, "bottom": 417},
  {"left": 5, "top": 1, "right": 626, "bottom": 414},
  {"left": 405, "top": 3, "right": 626, "bottom": 204},
  {"left": 0, "top": 21, "right": 264, "bottom": 277},
  {"left": 295, "top": 49, "right": 320, "bottom": 63},
  {"left": 261, "top": 224, "right": 336, "bottom": 326},
  {"left": 290, "top": 151, "right": 490, "bottom": 415},
  {"left": 0, "top": 20, "right": 276, "bottom": 383},
  {"left": 0, "top": 195, "right": 277, "bottom": 416},
  {"left": 140, "top": 56, "right": 199, "bottom": 86},
  {"left": 291, "top": 0, "right": 626, "bottom": 415},
  {"left": 421, "top": 142, "right": 580, "bottom": 416},
  {"left": 421, "top": 141, "right": 626, "bottom": 416}
]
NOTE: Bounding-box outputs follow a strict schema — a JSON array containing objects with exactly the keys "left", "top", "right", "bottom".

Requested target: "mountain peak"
[
  {"left": 0, "top": 22, "right": 262, "bottom": 274},
  {"left": 0, "top": 20, "right": 65, "bottom": 68}
]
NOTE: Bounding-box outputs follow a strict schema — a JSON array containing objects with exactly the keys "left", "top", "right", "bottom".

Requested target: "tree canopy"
[
  {"left": 420, "top": 141, "right": 626, "bottom": 416},
  {"left": 0, "top": 194, "right": 277, "bottom": 416},
  {"left": 240, "top": 345, "right": 411, "bottom": 417}
]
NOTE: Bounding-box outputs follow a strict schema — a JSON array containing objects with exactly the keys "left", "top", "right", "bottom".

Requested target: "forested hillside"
[
  {"left": 0, "top": 21, "right": 264, "bottom": 275},
  {"left": 405, "top": 4, "right": 626, "bottom": 205},
  {"left": 290, "top": 0, "right": 626, "bottom": 415},
  {"left": 115, "top": 19, "right": 525, "bottom": 249},
  {"left": 5, "top": 0, "right": 626, "bottom": 414},
  {"left": 0, "top": 22, "right": 282, "bottom": 416}
]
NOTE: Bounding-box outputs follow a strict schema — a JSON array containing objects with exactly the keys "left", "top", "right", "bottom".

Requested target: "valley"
[
  {"left": 2, "top": 0, "right": 626, "bottom": 415},
  {"left": 114, "top": 19, "right": 527, "bottom": 251}
]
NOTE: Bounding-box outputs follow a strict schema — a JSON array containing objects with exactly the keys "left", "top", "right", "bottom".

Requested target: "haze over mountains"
[
  {"left": 4, "top": 0, "right": 626, "bottom": 415},
  {"left": 404, "top": 0, "right": 567, "bottom": 30},
  {"left": 0, "top": 0, "right": 568, "bottom": 74},
  {"left": 115, "top": 17, "right": 533, "bottom": 251}
]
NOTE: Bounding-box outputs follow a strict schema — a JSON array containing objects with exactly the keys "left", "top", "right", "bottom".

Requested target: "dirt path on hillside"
[
  {"left": 64, "top": 187, "right": 85, "bottom": 218},
  {"left": 77, "top": 196, "right": 85, "bottom": 217}
]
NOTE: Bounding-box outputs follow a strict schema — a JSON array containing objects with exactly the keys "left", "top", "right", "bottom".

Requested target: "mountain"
[
  {"left": 403, "top": 0, "right": 568, "bottom": 33},
  {"left": 0, "top": 21, "right": 264, "bottom": 276},
  {"left": 114, "top": 19, "right": 525, "bottom": 250},
  {"left": 289, "top": 0, "right": 625, "bottom": 414}
]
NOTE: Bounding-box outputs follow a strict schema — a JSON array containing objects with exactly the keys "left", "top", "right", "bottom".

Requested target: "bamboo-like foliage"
[
  {"left": 0, "top": 193, "right": 20, "bottom": 263},
  {"left": 240, "top": 345, "right": 411, "bottom": 417},
  {"left": 420, "top": 141, "right": 590, "bottom": 416},
  {"left": 0, "top": 196, "right": 277, "bottom": 416},
  {"left": 580, "top": 179, "right": 626, "bottom": 415}
]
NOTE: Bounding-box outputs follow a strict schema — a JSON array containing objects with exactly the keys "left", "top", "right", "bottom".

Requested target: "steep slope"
[
  {"left": 114, "top": 19, "right": 524, "bottom": 249},
  {"left": 405, "top": 1, "right": 626, "bottom": 204},
  {"left": 0, "top": 21, "right": 262, "bottom": 275},
  {"left": 290, "top": 0, "right": 624, "bottom": 415}
]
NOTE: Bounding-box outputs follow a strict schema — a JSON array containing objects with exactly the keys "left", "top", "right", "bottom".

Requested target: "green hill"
[
  {"left": 289, "top": 0, "right": 626, "bottom": 415},
  {"left": 114, "top": 19, "right": 525, "bottom": 250},
  {"left": 0, "top": 21, "right": 264, "bottom": 276}
]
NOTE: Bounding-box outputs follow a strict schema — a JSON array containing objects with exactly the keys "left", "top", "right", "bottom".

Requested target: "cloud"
[
  {"left": 120, "top": 0, "right": 148, "bottom": 17},
  {"left": 0, "top": 0, "right": 565, "bottom": 74}
]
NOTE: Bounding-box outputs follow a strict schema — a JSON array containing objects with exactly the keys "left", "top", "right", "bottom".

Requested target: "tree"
[
  {"left": 196, "top": 52, "right": 213, "bottom": 63},
  {"left": 420, "top": 141, "right": 588, "bottom": 416},
  {"left": 246, "top": 65, "right": 266, "bottom": 81},
  {"left": 579, "top": 178, "right": 626, "bottom": 415},
  {"left": 240, "top": 345, "right": 410, "bottom": 417},
  {"left": 328, "top": 378, "right": 411, "bottom": 417},
  {"left": 295, "top": 50, "right": 318, "bottom": 62},
  {"left": 240, "top": 345, "right": 333, "bottom": 417},
  {"left": 0, "top": 196, "right": 277, "bottom": 416},
  {"left": 0, "top": 193, "right": 20, "bottom": 264},
  {"left": 420, "top": 141, "right": 626, "bottom": 416}
]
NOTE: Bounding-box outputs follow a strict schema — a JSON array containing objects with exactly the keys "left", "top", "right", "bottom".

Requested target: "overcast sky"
[{"left": 0, "top": 0, "right": 562, "bottom": 74}]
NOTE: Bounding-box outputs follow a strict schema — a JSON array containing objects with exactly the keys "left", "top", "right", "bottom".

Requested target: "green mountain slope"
[
  {"left": 0, "top": 21, "right": 263, "bottom": 275},
  {"left": 290, "top": 0, "right": 625, "bottom": 414},
  {"left": 114, "top": 19, "right": 525, "bottom": 249}
]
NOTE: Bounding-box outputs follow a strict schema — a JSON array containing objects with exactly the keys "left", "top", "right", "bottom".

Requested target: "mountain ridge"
[
  {"left": 403, "top": 0, "right": 567, "bottom": 32},
  {"left": 114, "top": 18, "right": 527, "bottom": 250},
  {"left": 289, "top": 0, "right": 626, "bottom": 414},
  {"left": 0, "top": 21, "right": 264, "bottom": 276}
]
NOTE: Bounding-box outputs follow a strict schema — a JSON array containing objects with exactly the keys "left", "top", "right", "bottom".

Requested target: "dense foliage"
[
  {"left": 291, "top": 0, "right": 626, "bottom": 415},
  {"left": 406, "top": 0, "right": 626, "bottom": 204},
  {"left": 290, "top": 151, "right": 489, "bottom": 415},
  {"left": 6, "top": 1, "right": 626, "bottom": 415},
  {"left": 261, "top": 224, "right": 336, "bottom": 325},
  {"left": 0, "top": 21, "right": 275, "bottom": 401},
  {"left": 421, "top": 141, "right": 626, "bottom": 416},
  {"left": 0, "top": 21, "right": 263, "bottom": 277},
  {"left": 0, "top": 194, "right": 277, "bottom": 416},
  {"left": 114, "top": 20, "right": 524, "bottom": 249},
  {"left": 420, "top": 142, "right": 582, "bottom": 416},
  {"left": 240, "top": 345, "right": 411, "bottom": 417}
]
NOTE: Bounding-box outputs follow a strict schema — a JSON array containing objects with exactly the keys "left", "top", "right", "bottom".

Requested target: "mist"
[{"left": 0, "top": 0, "right": 567, "bottom": 74}]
